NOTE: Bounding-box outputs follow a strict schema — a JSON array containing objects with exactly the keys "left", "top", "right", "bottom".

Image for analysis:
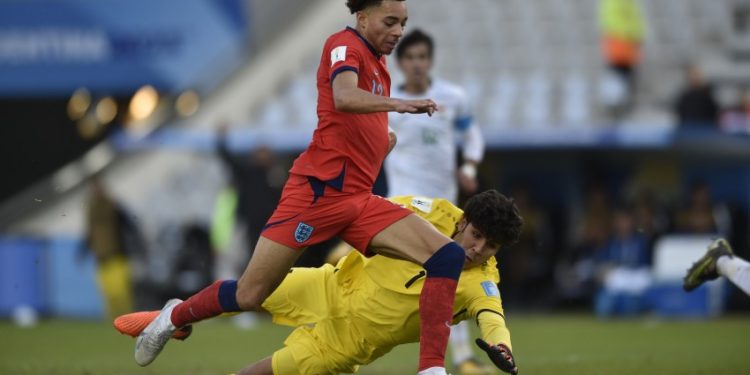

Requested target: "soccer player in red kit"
[{"left": 135, "top": 1, "right": 466, "bottom": 374}]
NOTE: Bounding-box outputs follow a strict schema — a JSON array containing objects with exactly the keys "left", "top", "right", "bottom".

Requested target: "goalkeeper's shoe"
[
  {"left": 114, "top": 311, "right": 192, "bottom": 340},
  {"left": 455, "top": 357, "right": 494, "bottom": 375},
  {"left": 683, "top": 238, "right": 734, "bottom": 292},
  {"left": 134, "top": 299, "right": 181, "bottom": 366}
]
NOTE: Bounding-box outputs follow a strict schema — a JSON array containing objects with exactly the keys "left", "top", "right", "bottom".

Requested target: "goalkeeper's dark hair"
[
  {"left": 463, "top": 190, "right": 523, "bottom": 247},
  {"left": 396, "top": 29, "right": 434, "bottom": 60},
  {"left": 346, "top": 0, "right": 405, "bottom": 14}
]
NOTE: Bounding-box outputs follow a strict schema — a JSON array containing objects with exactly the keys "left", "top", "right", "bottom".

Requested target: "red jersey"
[{"left": 289, "top": 27, "right": 391, "bottom": 193}]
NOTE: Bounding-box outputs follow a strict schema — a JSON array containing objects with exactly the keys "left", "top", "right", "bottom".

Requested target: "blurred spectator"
[
  {"left": 556, "top": 184, "right": 614, "bottom": 303},
  {"left": 209, "top": 189, "right": 259, "bottom": 328},
  {"left": 216, "top": 125, "right": 284, "bottom": 255},
  {"left": 675, "top": 182, "right": 731, "bottom": 236},
  {"left": 576, "top": 184, "right": 614, "bottom": 255},
  {"left": 81, "top": 177, "right": 133, "bottom": 319},
  {"left": 498, "top": 184, "right": 552, "bottom": 307},
  {"left": 215, "top": 125, "right": 332, "bottom": 269},
  {"left": 674, "top": 64, "right": 720, "bottom": 128},
  {"left": 210, "top": 185, "right": 242, "bottom": 279},
  {"left": 173, "top": 224, "right": 214, "bottom": 300},
  {"left": 599, "top": 0, "right": 645, "bottom": 117},
  {"left": 721, "top": 88, "right": 750, "bottom": 133},
  {"left": 594, "top": 204, "right": 651, "bottom": 317},
  {"left": 631, "top": 190, "right": 669, "bottom": 249}
]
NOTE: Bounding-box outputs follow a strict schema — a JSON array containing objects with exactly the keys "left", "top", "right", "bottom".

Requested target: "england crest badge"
[{"left": 294, "top": 222, "right": 314, "bottom": 243}]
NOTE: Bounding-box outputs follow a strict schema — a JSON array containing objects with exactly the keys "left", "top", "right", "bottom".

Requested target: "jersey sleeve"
[
  {"left": 464, "top": 274, "right": 512, "bottom": 350},
  {"left": 453, "top": 89, "right": 474, "bottom": 132},
  {"left": 328, "top": 36, "right": 364, "bottom": 83},
  {"left": 461, "top": 122, "right": 485, "bottom": 163},
  {"left": 451, "top": 88, "right": 484, "bottom": 162}
]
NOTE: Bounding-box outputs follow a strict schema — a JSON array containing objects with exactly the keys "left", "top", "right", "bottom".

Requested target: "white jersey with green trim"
[{"left": 386, "top": 79, "right": 483, "bottom": 203}]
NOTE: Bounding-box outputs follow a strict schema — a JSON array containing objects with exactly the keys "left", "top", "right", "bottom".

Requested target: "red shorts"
[{"left": 261, "top": 174, "right": 412, "bottom": 252}]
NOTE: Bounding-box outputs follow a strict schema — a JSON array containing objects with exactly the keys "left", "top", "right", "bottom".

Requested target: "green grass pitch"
[{"left": 1, "top": 314, "right": 748, "bottom": 374}]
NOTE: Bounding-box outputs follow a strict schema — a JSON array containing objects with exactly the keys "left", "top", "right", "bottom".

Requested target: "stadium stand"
[
  {"left": 11, "top": 0, "right": 750, "bottom": 237},
  {"left": 4, "top": 0, "right": 750, "bottom": 320},
  {"left": 249, "top": 0, "right": 750, "bottom": 130}
]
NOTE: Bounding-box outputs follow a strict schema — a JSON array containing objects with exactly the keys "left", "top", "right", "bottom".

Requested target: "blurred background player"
[
  {"left": 387, "top": 29, "right": 484, "bottom": 202},
  {"left": 684, "top": 238, "right": 750, "bottom": 296},
  {"left": 81, "top": 176, "right": 134, "bottom": 320},
  {"left": 387, "top": 29, "right": 488, "bottom": 374},
  {"left": 116, "top": 190, "right": 523, "bottom": 375}
]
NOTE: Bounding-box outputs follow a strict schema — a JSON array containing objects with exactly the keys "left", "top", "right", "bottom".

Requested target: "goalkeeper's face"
[{"left": 454, "top": 219, "right": 500, "bottom": 269}]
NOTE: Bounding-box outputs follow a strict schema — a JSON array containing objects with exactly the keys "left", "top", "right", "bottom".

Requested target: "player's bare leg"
[
  {"left": 370, "top": 214, "right": 465, "bottom": 374},
  {"left": 134, "top": 237, "right": 302, "bottom": 366},
  {"left": 371, "top": 214, "right": 452, "bottom": 264},
  {"left": 235, "top": 356, "right": 273, "bottom": 375},
  {"left": 235, "top": 237, "right": 304, "bottom": 311}
]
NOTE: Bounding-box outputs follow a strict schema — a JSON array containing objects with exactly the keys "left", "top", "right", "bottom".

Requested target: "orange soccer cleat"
[{"left": 114, "top": 311, "right": 193, "bottom": 341}]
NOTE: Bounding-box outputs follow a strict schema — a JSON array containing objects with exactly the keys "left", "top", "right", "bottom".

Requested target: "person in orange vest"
[{"left": 599, "top": 0, "right": 646, "bottom": 116}]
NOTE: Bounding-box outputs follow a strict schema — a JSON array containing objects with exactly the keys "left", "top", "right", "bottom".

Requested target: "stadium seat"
[
  {"left": 241, "top": 0, "right": 748, "bottom": 131},
  {"left": 650, "top": 235, "right": 727, "bottom": 318}
]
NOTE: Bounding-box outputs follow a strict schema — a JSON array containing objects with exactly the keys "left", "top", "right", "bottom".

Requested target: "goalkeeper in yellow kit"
[{"left": 115, "top": 190, "right": 523, "bottom": 375}]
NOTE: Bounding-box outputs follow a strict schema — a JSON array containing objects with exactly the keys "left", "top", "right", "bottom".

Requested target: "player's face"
[
  {"left": 358, "top": 1, "right": 408, "bottom": 55},
  {"left": 397, "top": 43, "right": 432, "bottom": 82},
  {"left": 456, "top": 220, "right": 501, "bottom": 269}
]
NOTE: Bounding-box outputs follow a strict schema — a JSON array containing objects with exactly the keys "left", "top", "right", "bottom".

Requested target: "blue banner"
[{"left": 0, "top": 0, "right": 249, "bottom": 96}]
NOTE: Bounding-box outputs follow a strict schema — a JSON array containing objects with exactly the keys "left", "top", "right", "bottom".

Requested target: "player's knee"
[{"left": 423, "top": 241, "right": 465, "bottom": 280}]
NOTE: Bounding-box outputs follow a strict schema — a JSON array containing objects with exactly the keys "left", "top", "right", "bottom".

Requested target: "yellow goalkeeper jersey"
[
  {"left": 335, "top": 196, "right": 511, "bottom": 358},
  {"left": 262, "top": 195, "right": 511, "bottom": 372}
]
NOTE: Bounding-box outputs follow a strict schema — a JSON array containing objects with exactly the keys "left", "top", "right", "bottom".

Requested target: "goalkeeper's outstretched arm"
[{"left": 469, "top": 294, "right": 518, "bottom": 374}]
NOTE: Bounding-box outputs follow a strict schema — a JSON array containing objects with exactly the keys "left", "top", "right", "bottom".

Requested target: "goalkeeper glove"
[{"left": 475, "top": 339, "right": 518, "bottom": 374}]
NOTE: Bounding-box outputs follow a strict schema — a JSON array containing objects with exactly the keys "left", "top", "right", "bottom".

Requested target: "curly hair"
[
  {"left": 462, "top": 190, "right": 523, "bottom": 247},
  {"left": 346, "top": 0, "right": 405, "bottom": 14}
]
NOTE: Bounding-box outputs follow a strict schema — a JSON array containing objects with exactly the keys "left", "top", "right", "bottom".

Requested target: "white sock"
[
  {"left": 717, "top": 255, "right": 750, "bottom": 296},
  {"left": 449, "top": 320, "right": 473, "bottom": 365},
  {"left": 417, "top": 367, "right": 447, "bottom": 375}
]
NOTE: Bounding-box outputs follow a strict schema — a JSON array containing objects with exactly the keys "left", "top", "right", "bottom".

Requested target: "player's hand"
[
  {"left": 394, "top": 99, "right": 438, "bottom": 116},
  {"left": 475, "top": 339, "right": 518, "bottom": 374},
  {"left": 457, "top": 170, "right": 478, "bottom": 195}
]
